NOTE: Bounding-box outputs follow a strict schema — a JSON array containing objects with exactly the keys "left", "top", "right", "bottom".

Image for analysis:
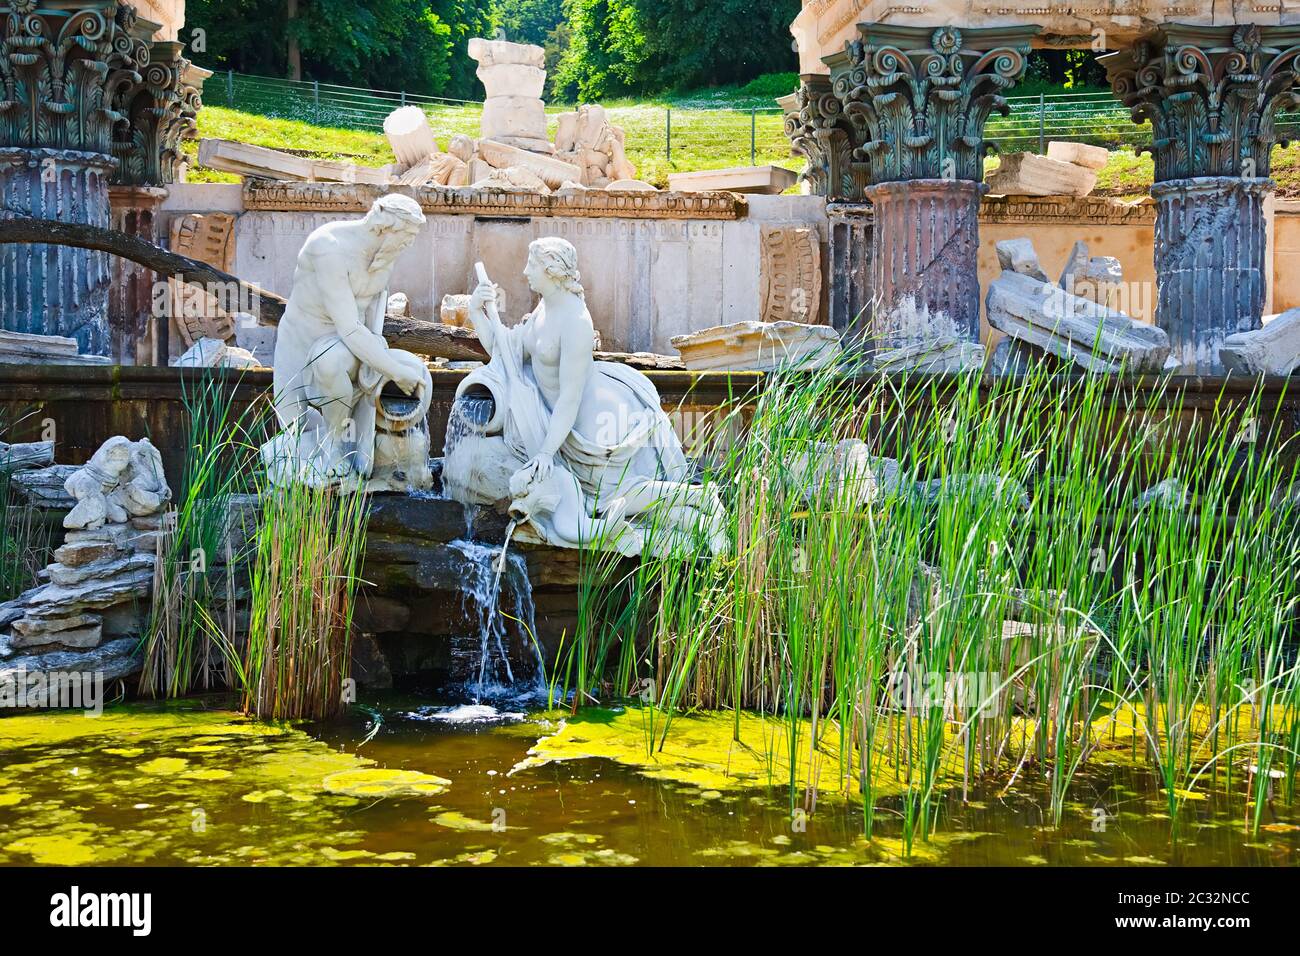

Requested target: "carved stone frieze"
[{"left": 241, "top": 181, "right": 749, "bottom": 220}]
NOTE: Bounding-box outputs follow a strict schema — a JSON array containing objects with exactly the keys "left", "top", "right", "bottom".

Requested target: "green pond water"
[{"left": 1, "top": 696, "right": 1297, "bottom": 867}]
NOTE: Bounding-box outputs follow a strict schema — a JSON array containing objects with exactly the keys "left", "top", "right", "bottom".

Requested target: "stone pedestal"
[
  {"left": 0, "top": 148, "right": 115, "bottom": 354},
  {"left": 1152, "top": 177, "right": 1271, "bottom": 375},
  {"left": 866, "top": 179, "right": 986, "bottom": 347},
  {"left": 108, "top": 185, "right": 169, "bottom": 366}
]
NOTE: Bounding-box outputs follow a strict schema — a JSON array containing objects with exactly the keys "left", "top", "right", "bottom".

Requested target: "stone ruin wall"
[{"left": 159, "top": 182, "right": 1300, "bottom": 356}]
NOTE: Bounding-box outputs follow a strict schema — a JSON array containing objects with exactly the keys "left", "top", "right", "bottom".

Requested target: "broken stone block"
[
  {"left": 915, "top": 474, "right": 1031, "bottom": 510},
  {"left": 384, "top": 105, "right": 439, "bottom": 170},
  {"left": 9, "top": 465, "right": 78, "bottom": 509},
  {"left": 996, "top": 238, "right": 1050, "bottom": 282},
  {"left": 234, "top": 324, "right": 276, "bottom": 367},
  {"left": 173, "top": 337, "right": 261, "bottom": 369},
  {"left": 0, "top": 441, "right": 54, "bottom": 471},
  {"left": 53, "top": 538, "right": 123, "bottom": 568},
  {"left": 989, "top": 336, "right": 1068, "bottom": 375},
  {"left": 873, "top": 337, "right": 985, "bottom": 373},
  {"left": 198, "top": 138, "right": 394, "bottom": 184},
  {"left": 986, "top": 269, "right": 1169, "bottom": 373},
  {"left": 474, "top": 138, "right": 580, "bottom": 190},
  {"left": 1134, "top": 477, "right": 1188, "bottom": 511},
  {"left": 0, "top": 329, "right": 112, "bottom": 366},
  {"left": 1046, "top": 140, "right": 1110, "bottom": 170},
  {"left": 667, "top": 165, "right": 799, "bottom": 195},
  {"left": 10, "top": 616, "right": 103, "bottom": 650},
  {"left": 0, "top": 638, "right": 143, "bottom": 688},
  {"left": 1220, "top": 308, "right": 1300, "bottom": 376},
  {"left": 785, "top": 441, "right": 910, "bottom": 507},
  {"left": 607, "top": 179, "right": 656, "bottom": 191},
  {"left": 670, "top": 321, "right": 841, "bottom": 372},
  {"left": 47, "top": 551, "right": 156, "bottom": 589},
  {"left": 987, "top": 152, "right": 1098, "bottom": 197},
  {"left": 472, "top": 164, "right": 551, "bottom": 194},
  {"left": 1058, "top": 240, "right": 1124, "bottom": 310}
]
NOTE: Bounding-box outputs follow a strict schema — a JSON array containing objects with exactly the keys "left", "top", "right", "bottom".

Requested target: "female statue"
[{"left": 444, "top": 237, "right": 725, "bottom": 556}]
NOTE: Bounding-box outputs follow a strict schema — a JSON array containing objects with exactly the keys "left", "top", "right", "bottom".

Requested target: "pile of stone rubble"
[
  {"left": 200, "top": 37, "right": 654, "bottom": 195},
  {"left": 0, "top": 437, "right": 172, "bottom": 684},
  {"left": 986, "top": 237, "right": 1171, "bottom": 374}
]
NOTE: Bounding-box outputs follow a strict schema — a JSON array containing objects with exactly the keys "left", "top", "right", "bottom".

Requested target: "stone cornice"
[
  {"left": 241, "top": 181, "right": 749, "bottom": 220},
  {"left": 979, "top": 193, "right": 1155, "bottom": 225},
  {"left": 828, "top": 193, "right": 1157, "bottom": 226}
]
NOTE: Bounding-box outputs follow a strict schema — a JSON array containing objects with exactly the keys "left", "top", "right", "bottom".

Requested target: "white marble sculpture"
[
  {"left": 442, "top": 238, "right": 726, "bottom": 556},
  {"left": 64, "top": 437, "right": 171, "bottom": 531},
  {"left": 262, "top": 194, "right": 434, "bottom": 489}
]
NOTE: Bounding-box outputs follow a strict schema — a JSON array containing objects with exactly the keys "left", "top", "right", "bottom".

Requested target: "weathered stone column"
[
  {"left": 0, "top": 148, "right": 116, "bottom": 352},
  {"left": 0, "top": 1, "right": 151, "bottom": 354},
  {"left": 825, "top": 25, "right": 1037, "bottom": 351},
  {"left": 1151, "top": 178, "right": 1271, "bottom": 372},
  {"left": 107, "top": 42, "right": 206, "bottom": 364},
  {"left": 786, "top": 73, "right": 875, "bottom": 339},
  {"left": 1105, "top": 24, "right": 1300, "bottom": 374},
  {"left": 107, "top": 186, "right": 169, "bottom": 364},
  {"left": 865, "top": 179, "right": 986, "bottom": 346}
]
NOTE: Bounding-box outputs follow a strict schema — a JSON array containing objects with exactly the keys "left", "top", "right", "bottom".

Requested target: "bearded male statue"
[{"left": 262, "top": 194, "right": 434, "bottom": 487}]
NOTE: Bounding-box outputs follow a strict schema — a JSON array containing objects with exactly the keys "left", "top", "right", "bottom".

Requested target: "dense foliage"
[
  {"left": 553, "top": 0, "right": 800, "bottom": 100},
  {"left": 493, "top": 0, "right": 570, "bottom": 92},
  {"left": 186, "top": 0, "right": 495, "bottom": 98}
]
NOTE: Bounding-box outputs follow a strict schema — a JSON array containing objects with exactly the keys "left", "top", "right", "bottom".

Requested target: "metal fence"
[{"left": 200, "top": 70, "right": 1300, "bottom": 167}]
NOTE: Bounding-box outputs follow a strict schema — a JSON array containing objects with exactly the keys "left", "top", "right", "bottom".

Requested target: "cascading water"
[
  {"left": 446, "top": 537, "right": 544, "bottom": 702},
  {"left": 436, "top": 394, "right": 547, "bottom": 705}
]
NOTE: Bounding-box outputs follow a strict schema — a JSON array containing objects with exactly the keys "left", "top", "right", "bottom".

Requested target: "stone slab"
[
  {"left": 986, "top": 269, "right": 1169, "bottom": 373},
  {"left": 474, "top": 139, "right": 582, "bottom": 190},
  {"left": 198, "top": 138, "right": 394, "bottom": 185},
  {"left": 668, "top": 165, "right": 799, "bottom": 195},
  {"left": 1046, "top": 140, "right": 1110, "bottom": 170},
  {"left": 987, "top": 153, "right": 1098, "bottom": 197},
  {"left": 671, "top": 320, "right": 841, "bottom": 371},
  {"left": 1220, "top": 308, "right": 1300, "bottom": 376},
  {"left": 0, "top": 637, "right": 142, "bottom": 688}
]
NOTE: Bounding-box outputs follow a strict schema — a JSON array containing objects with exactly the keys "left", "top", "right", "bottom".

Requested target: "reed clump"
[
  {"left": 142, "top": 372, "right": 259, "bottom": 697},
  {"left": 239, "top": 477, "right": 370, "bottom": 721},
  {"left": 560, "top": 354, "right": 1300, "bottom": 845}
]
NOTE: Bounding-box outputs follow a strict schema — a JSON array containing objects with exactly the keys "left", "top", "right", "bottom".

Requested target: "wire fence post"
[
  {"left": 1038, "top": 93, "right": 1045, "bottom": 153},
  {"left": 666, "top": 108, "right": 672, "bottom": 162},
  {"left": 312, "top": 79, "right": 320, "bottom": 119},
  {"left": 226, "top": 69, "right": 234, "bottom": 103},
  {"left": 751, "top": 109, "right": 757, "bottom": 165}
]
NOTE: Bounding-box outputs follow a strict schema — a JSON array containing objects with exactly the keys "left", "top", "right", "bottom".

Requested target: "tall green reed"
[{"left": 563, "top": 352, "right": 1300, "bottom": 845}]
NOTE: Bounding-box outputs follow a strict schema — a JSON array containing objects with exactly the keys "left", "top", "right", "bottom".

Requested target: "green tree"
[
  {"left": 493, "top": 0, "right": 569, "bottom": 90},
  {"left": 186, "top": 0, "right": 495, "bottom": 98},
  {"left": 554, "top": 0, "right": 799, "bottom": 100}
]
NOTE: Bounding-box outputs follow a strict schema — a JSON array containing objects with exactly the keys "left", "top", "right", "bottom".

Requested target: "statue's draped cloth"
[{"left": 474, "top": 318, "right": 687, "bottom": 509}]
